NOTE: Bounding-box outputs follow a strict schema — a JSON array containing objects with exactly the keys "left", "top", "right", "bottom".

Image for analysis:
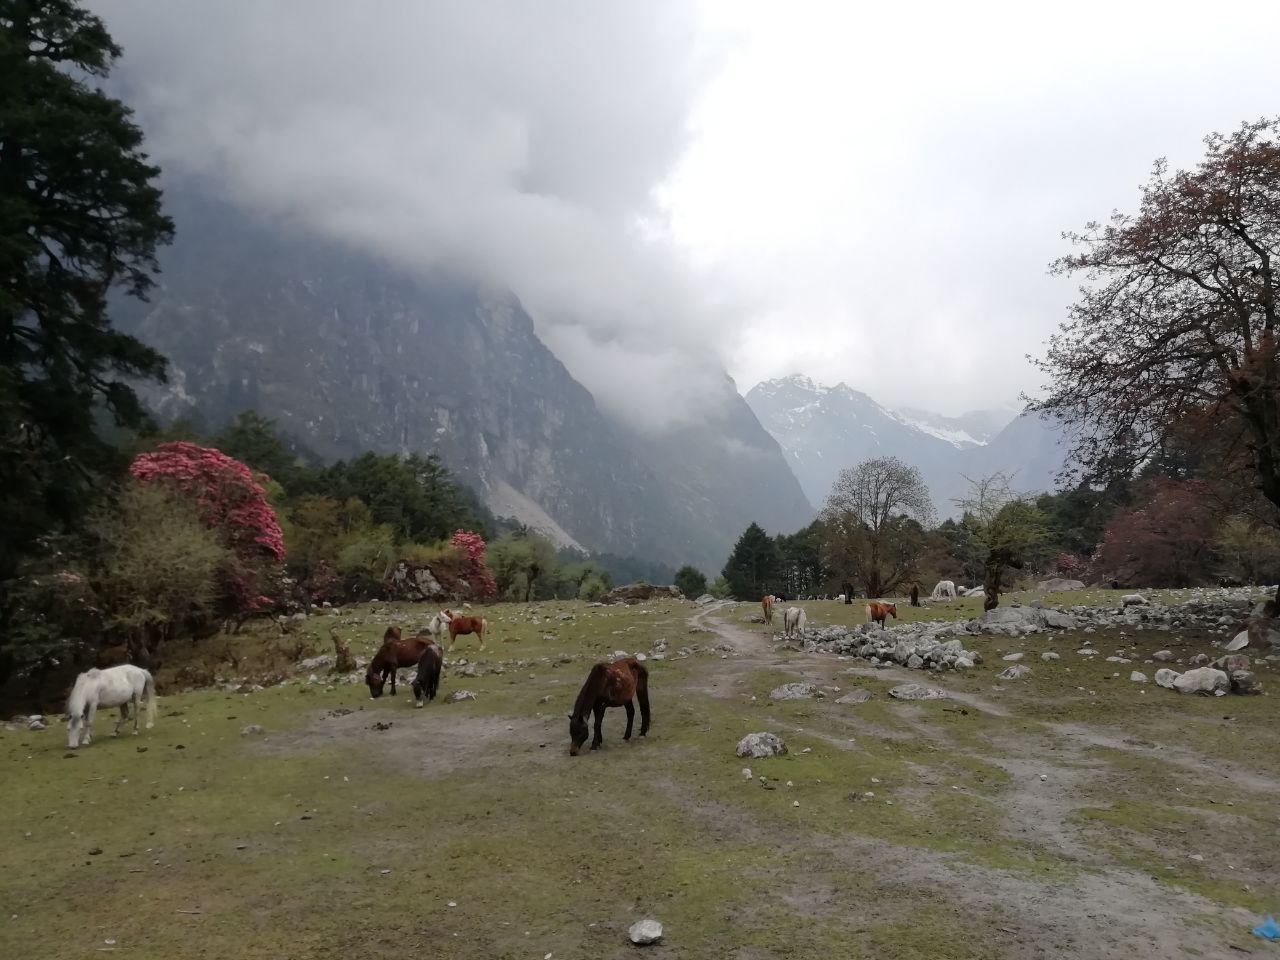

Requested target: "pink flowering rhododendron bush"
[
  {"left": 450, "top": 529, "right": 498, "bottom": 599},
  {"left": 130, "top": 441, "right": 287, "bottom": 619}
]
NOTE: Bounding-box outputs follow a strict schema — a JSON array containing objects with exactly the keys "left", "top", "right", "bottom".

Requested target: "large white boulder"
[{"left": 1171, "top": 667, "right": 1230, "bottom": 695}]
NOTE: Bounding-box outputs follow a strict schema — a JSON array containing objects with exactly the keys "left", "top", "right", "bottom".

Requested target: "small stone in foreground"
[
  {"left": 769, "top": 681, "right": 817, "bottom": 701},
  {"left": 446, "top": 690, "right": 477, "bottom": 703},
  {"left": 240, "top": 724, "right": 265, "bottom": 736},
  {"left": 629, "top": 918, "right": 663, "bottom": 945},
  {"left": 835, "top": 689, "right": 871, "bottom": 705},
  {"left": 997, "top": 664, "right": 1032, "bottom": 680}
]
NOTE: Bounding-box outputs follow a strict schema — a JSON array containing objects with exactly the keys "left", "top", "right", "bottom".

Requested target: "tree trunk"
[{"left": 984, "top": 563, "right": 1002, "bottom": 611}]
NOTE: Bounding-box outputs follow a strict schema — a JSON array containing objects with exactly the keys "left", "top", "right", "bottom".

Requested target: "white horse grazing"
[
  {"left": 931, "top": 580, "right": 957, "bottom": 600},
  {"left": 66, "top": 665, "right": 157, "bottom": 749},
  {"left": 783, "top": 606, "right": 807, "bottom": 639}
]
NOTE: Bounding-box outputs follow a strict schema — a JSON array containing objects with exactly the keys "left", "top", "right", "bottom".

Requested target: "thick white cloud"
[{"left": 95, "top": 0, "right": 1280, "bottom": 423}]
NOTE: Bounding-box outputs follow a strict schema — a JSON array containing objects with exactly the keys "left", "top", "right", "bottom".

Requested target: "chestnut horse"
[
  {"left": 761, "top": 594, "right": 775, "bottom": 625},
  {"left": 866, "top": 601, "right": 897, "bottom": 629},
  {"left": 366, "top": 626, "right": 433, "bottom": 698},
  {"left": 440, "top": 609, "right": 487, "bottom": 651},
  {"left": 411, "top": 642, "right": 444, "bottom": 707},
  {"left": 569, "top": 657, "right": 650, "bottom": 755}
]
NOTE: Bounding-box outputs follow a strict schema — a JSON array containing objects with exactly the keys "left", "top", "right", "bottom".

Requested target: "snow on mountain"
[{"left": 746, "top": 374, "right": 1065, "bottom": 513}]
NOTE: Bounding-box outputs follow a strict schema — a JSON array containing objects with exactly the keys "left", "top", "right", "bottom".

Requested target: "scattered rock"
[
  {"left": 602, "top": 582, "right": 682, "bottom": 605},
  {"left": 769, "top": 682, "right": 818, "bottom": 701},
  {"left": 1041, "top": 651, "right": 1060, "bottom": 661},
  {"left": 997, "top": 664, "right": 1032, "bottom": 680},
  {"left": 1171, "top": 667, "right": 1230, "bottom": 695},
  {"left": 1002, "top": 652, "right": 1025, "bottom": 662},
  {"left": 695, "top": 594, "right": 716, "bottom": 605},
  {"left": 628, "top": 918, "right": 664, "bottom": 945},
  {"left": 1155, "top": 668, "right": 1180, "bottom": 689},
  {"left": 1230, "top": 670, "right": 1261, "bottom": 695},
  {"left": 1037, "top": 578, "right": 1085, "bottom": 592},
  {"left": 239, "top": 724, "right": 265, "bottom": 736},
  {"left": 1121, "top": 594, "right": 1149, "bottom": 607},
  {"left": 446, "top": 690, "right": 477, "bottom": 703},
  {"left": 88, "top": 846, "right": 103, "bottom": 855},
  {"left": 888, "top": 683, "right": 948, "bottom": 701},
  {"left": 1130, "top": 671, "right": 1148, "bottom": 683},
  {"left": 1211, "top": 654, "right": 1250, "bottom": 674},
  {"left": 1152, "top": 650, "right": 1175, "bottom": 662},
  {"left": 1224, "top": 631, "right": 1249, "bottom": 652},
  {"left": 735, "top": 732, "right": 787, "bottom": 758},
  {"left": 28, "top": 718, "right": 45, "bottom": 731},
  {"left": 835, "top": 689, "right": 871, "bottom": 705},
  {"left": 1188, "top": 653, "right": 1210, "bottom": 667}
]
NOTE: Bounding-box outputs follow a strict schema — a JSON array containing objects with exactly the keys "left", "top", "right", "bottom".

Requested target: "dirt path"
[{"left": 686, "top": 602, "right": 1252, "bottom": 960}]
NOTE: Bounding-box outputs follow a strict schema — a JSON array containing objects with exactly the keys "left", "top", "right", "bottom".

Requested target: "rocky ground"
[{"left": 2, "top": 589, "right": 1278, "bottom": 959}]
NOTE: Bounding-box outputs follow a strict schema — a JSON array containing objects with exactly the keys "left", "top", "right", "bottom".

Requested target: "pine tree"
[
  {"left": 1, "top": 1, "right": 173, "bottom": 577},
  {"left": 721, "top": 523, "right": 780, "bottom": 600}
]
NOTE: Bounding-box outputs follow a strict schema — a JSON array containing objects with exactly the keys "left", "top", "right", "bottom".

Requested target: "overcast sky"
[{"left": 96, "top": 0, "right": 1280, "bottom": 425}]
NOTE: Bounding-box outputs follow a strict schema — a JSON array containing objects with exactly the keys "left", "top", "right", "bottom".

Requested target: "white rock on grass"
[
  {"left": 629, "top": 918, "right": 663, "bottom": 945},
  {"left": 240, "top": 724, "right": 265, "bottom": 736},
  {"left": 888, "top": 683, "right": 948, "bottom": 701},
  {"left": 769, "top": 682, "right": 818, "bottom": 701},
  {"left": 735, "top": 732, "right": 787, "bottom": 758},
  {"left": 1121, "top": 594, "right": 1149, "bottom": 607},
  {"left": 1155, "top": 668, "right": 1180, "bottom": 689},
  {"left": 997, "top": 664, "right": 1032, "bottom": 680},
  {"left": 1130, "top": 671, "right": 1148, "bottom": 683},
  {"left": 1171, "top": 667, "right": 1230, "bottom": 695},
  {"left": 445, "top": 690, "right": 477, "bottom": 703},
  {"left": 1152, "top": 650, "right": 1175, "bottom": 662},
  {"left": 1041, "top": 651, "right": 1060, "bottom": 661},
  {"left": 1224, "top": 632, "right": 1249, "bottom": 652},
  {"left": 1002, "top": 652, "right": 1025, "bottom": 662},
  {"left": 835, "top": 689, "right": 871, "bottom": 705}
]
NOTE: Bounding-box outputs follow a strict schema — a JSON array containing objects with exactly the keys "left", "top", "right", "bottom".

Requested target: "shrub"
[
  {"left": 130, "top": 441, "right": 286, "bottom": 619},
  {"left": 673, "top": 565, "right": 708, "bottom": 599},
  {"left": 336, "top": 524, "right": 397, "bottom": 596},
  {"left": 578, "top": 575, "right": 608, "bottom": 602},
  {"left": 450, "top": 530, "right": 498, "bottom": 599},
  {"left": 91, "top": 482, "right": 230, "bottom": 660}
]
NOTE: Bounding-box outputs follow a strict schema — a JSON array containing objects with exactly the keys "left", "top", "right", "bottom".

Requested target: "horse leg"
[
  {"left": 133, "top": 693, "right": 141, "bottom": 734},
  {"left": 623, "top": 700, "right": 635, "bottom": 741},
  {"left": 83, "top": 702, "right": 97, "bottom": 745},
  {"left": 637, "top": 680, "right": 651, "bottom": 737},
  {"left": 591, "top": 702, "right": 605, "bottom": 750},
  {"left": 114, "top": 703, "right": 128, "bottom": 737},
  {"left": 388, "top": 667, "right": 396, "bottom": 696}
]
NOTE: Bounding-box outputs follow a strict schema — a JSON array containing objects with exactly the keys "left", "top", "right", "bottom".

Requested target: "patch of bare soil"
[{"left": 256, "top": 705, "right": 566, "bottom": 778}]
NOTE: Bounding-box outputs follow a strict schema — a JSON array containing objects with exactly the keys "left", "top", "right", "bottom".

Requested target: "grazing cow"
[
  {"left": 866, "top": 601, "right": 897, "bottom": 629},
  {"left": 931, "top": 580, "right": 957, "bottom": 600},
  {"left": 761, "top": 595, "right": 775, "bottom": 626},
  {"left": 909, "top": 583, "right": 920, "bottom": 607},
  {"left": 783, "top": 606, "right": 807, "bottom": 639}
]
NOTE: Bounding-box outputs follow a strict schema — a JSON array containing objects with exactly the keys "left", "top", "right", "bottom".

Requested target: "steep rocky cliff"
[{"left": 115, "top": 189, "right": 810, "bottom": 570}]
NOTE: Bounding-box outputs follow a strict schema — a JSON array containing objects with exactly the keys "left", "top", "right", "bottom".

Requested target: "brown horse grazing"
[
  {"left": 366, "top": 627, "right": 433, "bottom": 698},
  {"left": 569, "top": 657, "right": 650, "bottom": 756},
  {"left": 866, "top": 601, "right": 897, "bottom": 629},
  {"left": 761, "top": 594, "right": 775, "bottom": 625},
  {"left": 440, "top": 609, "right": 487, "bottom": 651},
  {"left": 411, "top": 642, "right": 444, "bottom": 707},
  {"left": 909, "top": 583, "right": 920, "bottom": 607}
]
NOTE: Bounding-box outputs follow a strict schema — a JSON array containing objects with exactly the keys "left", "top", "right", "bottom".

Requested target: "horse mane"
[
  {"left": 572, "top": 663, "right": 609, "bottom": 720},
  {"left": 66, "top": 671, "right": 95, "bottom": 717}
]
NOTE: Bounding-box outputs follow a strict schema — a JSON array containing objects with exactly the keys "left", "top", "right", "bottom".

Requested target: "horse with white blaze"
[{"left": 66, "top": 664, "right": 157, "bottom": 749}]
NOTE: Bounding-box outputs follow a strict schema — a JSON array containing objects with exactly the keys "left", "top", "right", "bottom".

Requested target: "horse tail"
[{"left": 143, "top": 669, "right": 157, "bottom": 728}]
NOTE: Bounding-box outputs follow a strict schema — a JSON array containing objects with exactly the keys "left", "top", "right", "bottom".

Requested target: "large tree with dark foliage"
[
  {"left": 1032, "top": 118, "right": 1280, "bottom": 597},
  {"left": 722, "top": 522, "right": 780, "bottom": 600},
  {"left": 0, "top": 0, "right": 172, "bottom": 577}
]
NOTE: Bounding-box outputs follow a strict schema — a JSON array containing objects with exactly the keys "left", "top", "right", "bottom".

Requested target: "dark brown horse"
[
  {"left": 366, "top": 627, "right": 433, "bottom": 698},
  {"left": 909, "top": 583, "right": 920, "bottom": 607},
  {"left": 441, "top": 609, "right": 487, "bottom": 651},
  {"left": 411, "top": 642, "right": 444, "bottom": 707},
  {"left": 569, "top": 657, "right": 650, "bottom": 756}
]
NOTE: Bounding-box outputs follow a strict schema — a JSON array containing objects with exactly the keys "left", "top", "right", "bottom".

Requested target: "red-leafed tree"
[
  {"left": 450, "top": 529, "right": 497, "bottom": 600},
  {"left": 1032, "top": 118, "right": 1280, "bottom": 603},
  {"left": 1091, "top": 480, "right": 1220, "bottom": 587},
  {"left": 130, "top": 441, "right": 286, "bottom": 620}
]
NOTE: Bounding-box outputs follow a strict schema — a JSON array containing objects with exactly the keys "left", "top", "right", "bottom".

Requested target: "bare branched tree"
[{"left": 820, "top": 456, "right": 934, "bottom": 598}]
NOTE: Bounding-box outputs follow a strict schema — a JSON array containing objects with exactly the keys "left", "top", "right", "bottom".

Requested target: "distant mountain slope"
[
  {"left": 113, "top": 187, "right": 808, "bottom": 570},
  {"left": 746, "top": 375, "right": 1066, "bottom": 512}
]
